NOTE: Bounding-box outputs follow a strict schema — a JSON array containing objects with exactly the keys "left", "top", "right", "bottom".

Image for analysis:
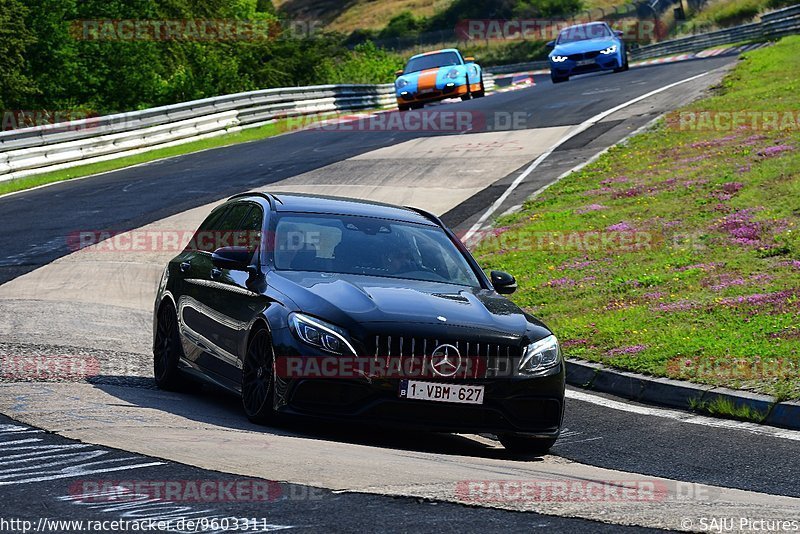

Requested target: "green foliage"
[
  {"left": 314, "top": 42, "right": 403, "bottom": 84},
  {"left": 4, "top": 0, "right": 401, "bottom": 114},
  {"left": 378, "top": 11, "right": 428, "bottom": 40},
  {"left": 690, "top": 0, "right": 769, "bottom": 28},
  {"left": 463, "top": 40, "right": 550, "bottom": 65},
  {"left": 0, "top": 0, "right": 38, "bottom": 108}
]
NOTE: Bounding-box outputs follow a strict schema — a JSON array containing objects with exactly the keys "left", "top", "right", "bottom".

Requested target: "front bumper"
[
  {"left": 396, "top": 81, "right": 476, "bottom": 104},
  {"left": 281, "top": 373, "right": 564, "bottom": 436},
  {"left": 550, "top": 53, "right": 622, "bottom": 76},
  {"left": 270, "top": 326, "right": 565, "bottom": 436}
]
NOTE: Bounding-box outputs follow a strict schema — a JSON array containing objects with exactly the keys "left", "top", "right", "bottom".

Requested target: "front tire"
[
  {"left": 499, "top": 434, "right": 557, "bottom": 456},
  {"left": 153, "top": 302, "right": 186, "bottom": 391},
  {"left": 614, "top": 51, "right": 629, "bottom": 73},
  {"left": 242, "top": 328, "right": 277, "bottom": 424},
  {"left": 397, "top": 103, "right": 411, "bottom": 112},
  {"left": 551, "top": 72, "right": 568, "bottom": 84}
]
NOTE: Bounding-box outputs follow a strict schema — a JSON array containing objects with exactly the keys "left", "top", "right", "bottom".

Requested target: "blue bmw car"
[{"left": 547, "top": 22, "right": 629, "bottom": 83}]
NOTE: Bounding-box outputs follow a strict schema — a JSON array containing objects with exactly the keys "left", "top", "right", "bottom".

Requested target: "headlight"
[
  {"left": 600, "top": 45, "right": 618, "bottom": 55},
  {"left": 551, "top": 55, "right": 568, "bottom": 63},
  {"left": 518, "top": 335, "right": 561, "bottom": 374},
  {"left": 288, "top": 313, "right": 355, "bottom": 355},
  {"left": 446, "top": 68, "right": 460, "bottom": 79},
  {"left": 396, "top": 78, "right": 409, "bottom": 89}
]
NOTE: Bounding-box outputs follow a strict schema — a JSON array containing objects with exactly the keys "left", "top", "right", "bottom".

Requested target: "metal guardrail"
[
  {"left": 0, "top": 84, "right": 396, "bottom": 182},
  {"left": 486, "top": 3, "right": 800, "bottom": 73},
  {"left": 0, "top": 73, "right": 496, "bottom": 183}
]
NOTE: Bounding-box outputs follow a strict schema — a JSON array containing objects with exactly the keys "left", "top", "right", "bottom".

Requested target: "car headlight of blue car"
[
  {"left": 396, "top": 77, "right": 410, "bottom": 89},
  {"left": 600, "top": 45, "right": 618, "bottom": 55},
  {"left": 551, "top": 55, "right": 568, "bottom": 63}
]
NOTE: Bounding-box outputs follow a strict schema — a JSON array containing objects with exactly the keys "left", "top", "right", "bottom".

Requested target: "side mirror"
[
  {"left": 464, "top": 56, "right": 475, "bottom": 63},
  {"left": 546, "top": 40, "right": 555, "bottom": 48},
  {"left": 395, "top": 69, "right": 404, "bottom": 78},
  {"left": 615, "top": 30, "right": 624, "bottom": 37},
  {"left": 212, "top": 246, "right": 253, "bottom": 272},
  {"left": 490, "top": 270, "right": 517, "bottom": 295}
]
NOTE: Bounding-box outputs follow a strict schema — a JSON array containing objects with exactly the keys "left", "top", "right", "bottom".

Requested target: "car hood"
[
  {"left": 396, "top": 65, "right": 469, "bottom": 93},
  {"left": 269, "top": 271, "right": 549, "bottom": 339},
  {"left": 552, "top": 38, "right": 617, "bottom": 55}
]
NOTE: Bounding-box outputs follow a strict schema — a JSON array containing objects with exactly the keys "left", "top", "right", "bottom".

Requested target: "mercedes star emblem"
[{"left": 430, "top": 344, "right": 462, "bottom": 377}]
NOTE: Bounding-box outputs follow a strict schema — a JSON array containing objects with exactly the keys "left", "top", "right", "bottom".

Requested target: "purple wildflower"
[
  {"left": 717, "top": 209, "right": 762, "bottom": 246},
  {"left": 583, "top": 187, "right": 614, "bottom": 197},
  {"left": 546, "top": 277, "right": 576, "bottom": 288},
  {"left": 561, "top": 259, "right": 596, "bottom": 270},
  {"left": 606, "top": 345, "right": 647, "bottom": 357},
  {"left": 719, "top": 290, "right": 795, "bottom": 308},
  {"left": 757, "top": 145, "right": 793, "bottom": 158},
  {"left": 576, "top": 203, "right": 608, "bottom": 214},
  {"left": 704, "top": 275, "right": 746, "bottom": 291},
  {"left": 612, "top": 186, "right": 645, "bottom": 199},
  {"left": 690, "top": 135, "right": 737, "bottom": 149},
  {"left": 607, "top": 221, "right": 634, "bottom": 232},
  {"left": 652, "top": 300, "right": 700, "bottom": 312}
]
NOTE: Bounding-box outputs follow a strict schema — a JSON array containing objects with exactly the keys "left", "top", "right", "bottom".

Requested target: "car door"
[
  {"left": 189, "top": 202, "right": 267, "bottom": 385},
  {"left": 172, "top": 204, "right": 230, "bottom": 369},
  {"left": 178, "top": 202, "right": 252, "bottom": 379}
]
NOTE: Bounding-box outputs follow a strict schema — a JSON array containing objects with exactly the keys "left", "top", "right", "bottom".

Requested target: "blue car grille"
[{"left": 568, "top": 51, "right": 601, "bottom": 61}]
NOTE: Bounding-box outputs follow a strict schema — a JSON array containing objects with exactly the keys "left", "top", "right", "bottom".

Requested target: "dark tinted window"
[
  {"left": 186, "top": 202, "right": 258, "bottom": 253},
  {"left": 185, "top": 205, "right": 228, "bottom": 252}
]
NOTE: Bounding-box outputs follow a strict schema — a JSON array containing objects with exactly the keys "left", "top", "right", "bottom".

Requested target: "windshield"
[
  {"left": 272, "top": 213, "right": 481, "bottom": 287},
  {"left": 404, "top": 52, "right": 461, "bottom": 74},
  {"left": 557, "top": 23, "right": 612, "bottom": 44}
]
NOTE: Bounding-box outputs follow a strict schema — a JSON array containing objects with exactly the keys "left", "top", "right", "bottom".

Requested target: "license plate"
[
  {"left": 399, "top": 380, "right": 484, "bottom": 405},
  {"left": 420, "top": 88, "right": 435, "bottom": 94},
  {"left": 576, "top": 59, "right": 595, "bottom": 66}
]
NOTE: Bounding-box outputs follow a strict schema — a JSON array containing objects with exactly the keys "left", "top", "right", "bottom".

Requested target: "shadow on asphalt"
[{"left": 89, "top": 375, "right": 545, "bottom": 462}]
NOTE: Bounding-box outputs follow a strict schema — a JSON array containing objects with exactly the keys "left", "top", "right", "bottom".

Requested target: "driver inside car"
[{"left": 384, "top": 244, "right": 417, "bottom": 274}]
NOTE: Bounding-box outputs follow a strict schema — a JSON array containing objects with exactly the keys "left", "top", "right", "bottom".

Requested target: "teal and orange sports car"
[{"left": 395, "top": 49, "right": 485, "bottom": 111}]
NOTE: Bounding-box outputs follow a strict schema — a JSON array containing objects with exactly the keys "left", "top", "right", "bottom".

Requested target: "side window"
[
  {"left": 186, "top": 203, "right": 251, "bottom": 253},
  {"left": 237, "top": 205, "right": 265, "bottom": 261},
  {"left": 185, "top": 206, "right": 228, "bottom": 252}
]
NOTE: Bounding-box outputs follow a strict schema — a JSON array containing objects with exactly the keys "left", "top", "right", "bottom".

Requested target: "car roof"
[
  {"left": 228, "top": 191, "right": 439, "bottom": 226},
  {"left": 408, "top": 48, "right": 461, "bottom": 61}
]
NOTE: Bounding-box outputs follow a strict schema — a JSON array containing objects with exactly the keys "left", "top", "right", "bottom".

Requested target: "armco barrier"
[
  {"left": 486, "top": 3, "right": 800, "bottom": 73},
  {"left": 0, "top": 84, "right": 395, "bottom": 182},
  {"left": 0, "top": 75, "right": 498, "bottom": 183}
]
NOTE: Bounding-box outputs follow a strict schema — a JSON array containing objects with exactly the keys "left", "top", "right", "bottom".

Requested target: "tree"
[{"left": 0, "top": 0, "right": 37, "bottom": 109}]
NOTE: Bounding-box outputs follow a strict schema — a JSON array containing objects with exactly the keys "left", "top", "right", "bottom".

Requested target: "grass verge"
[{"left": 474, "top": 36, "right": 800, "bottom": 400}]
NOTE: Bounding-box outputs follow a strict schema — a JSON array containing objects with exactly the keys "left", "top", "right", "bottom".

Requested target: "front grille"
[
  {"left": 568, "top": 51, "right": 600, "bottom": 61},
  {"left": 369, "top": 335, "right": 522, "bottom": 379}
]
